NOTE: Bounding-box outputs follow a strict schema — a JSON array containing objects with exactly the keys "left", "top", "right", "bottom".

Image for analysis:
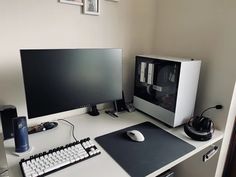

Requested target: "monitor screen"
[{"left": 20, "top": 48, "right": 122, "bottom": 118}]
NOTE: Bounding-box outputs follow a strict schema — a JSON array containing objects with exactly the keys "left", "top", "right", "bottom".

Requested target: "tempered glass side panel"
[{"left": 134, "top": 56, "right": 181, "bottom": 113}]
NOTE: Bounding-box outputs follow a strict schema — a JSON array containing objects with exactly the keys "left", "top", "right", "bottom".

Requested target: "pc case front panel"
[{"left": 174, "top": 60, "right": 201, "bottom": 126}]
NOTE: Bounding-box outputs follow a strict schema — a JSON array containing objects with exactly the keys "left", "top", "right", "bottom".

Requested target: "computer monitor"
[{"left": 20, "top": 48, "right": 122, "bottom": 118}]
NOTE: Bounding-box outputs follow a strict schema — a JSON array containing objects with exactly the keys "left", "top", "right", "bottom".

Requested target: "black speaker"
[
  {"left": 0, "top": 105, "right": 18, "bottom": 140},
  {"left": 13, "top": 116, "right": 30, "bottom": 153}
]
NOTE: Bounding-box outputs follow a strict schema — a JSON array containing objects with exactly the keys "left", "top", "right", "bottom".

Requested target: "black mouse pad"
[{"left": 95, "top": 122, "right": 195, "bottom": 177}]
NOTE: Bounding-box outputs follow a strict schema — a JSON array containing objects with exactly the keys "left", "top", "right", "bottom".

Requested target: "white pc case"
[{"left": 133, "top": 55, "right": 201, "bottom": 127}]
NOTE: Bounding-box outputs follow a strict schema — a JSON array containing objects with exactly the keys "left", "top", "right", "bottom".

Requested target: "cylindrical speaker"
[
  {"left": 0, "top": 105, "right": 18, "bottom": 140},
  {"left": 13, "top": 116, "right": 30, "bottom": 153}
]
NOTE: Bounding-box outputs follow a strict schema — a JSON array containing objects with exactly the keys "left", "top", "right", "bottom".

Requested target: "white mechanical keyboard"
[{"left": 19, "top": 137, "right": 101, "bottom": 177}]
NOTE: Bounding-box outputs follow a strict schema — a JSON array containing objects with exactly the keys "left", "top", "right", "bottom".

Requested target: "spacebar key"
[{"left": 44, "top": 160, "right": 70, "bottom": 173}]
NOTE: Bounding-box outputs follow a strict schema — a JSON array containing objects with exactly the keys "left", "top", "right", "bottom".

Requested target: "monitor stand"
[{"left": 88, "top": 105, "right": 99, "bottom": 116}]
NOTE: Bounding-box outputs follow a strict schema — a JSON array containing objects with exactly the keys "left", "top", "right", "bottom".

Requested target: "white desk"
[{"left": 3, "top": 111, "right": 223, "bottom": 177}]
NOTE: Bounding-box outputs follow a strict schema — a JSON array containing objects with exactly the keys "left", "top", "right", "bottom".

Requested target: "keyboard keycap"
[{"left": 20, "top": 137, "right": 101, "bottom": 177}]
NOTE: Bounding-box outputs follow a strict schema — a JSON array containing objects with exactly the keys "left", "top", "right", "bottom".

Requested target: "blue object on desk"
[
  {"left": 13, "top": 117, "right": 30, "bottom": 153},
  {"left": 95, "top": 122, "right": 195, "bottom": 177}
]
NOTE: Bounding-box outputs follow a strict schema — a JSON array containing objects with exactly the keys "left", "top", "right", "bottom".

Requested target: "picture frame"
[
  {"left": 83, "top": 0, "right": 100, "bottom": 16},
  {"left": 59, "top": 0, "right": 83, "bottom": 6}
]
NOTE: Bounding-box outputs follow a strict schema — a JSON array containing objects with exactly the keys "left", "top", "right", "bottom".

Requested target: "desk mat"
[{"left": 95, "top": 122, "right": 195, "bottom": 177}]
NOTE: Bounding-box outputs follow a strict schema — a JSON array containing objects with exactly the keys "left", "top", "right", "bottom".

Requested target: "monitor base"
[{"left": 88, "top": 105, "right": 99, "bottom": 116}]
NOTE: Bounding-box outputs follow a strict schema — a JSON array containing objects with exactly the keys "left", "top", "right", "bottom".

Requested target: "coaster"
[{"left": 12, "top": 146, "right": 34, "bottom": 157}]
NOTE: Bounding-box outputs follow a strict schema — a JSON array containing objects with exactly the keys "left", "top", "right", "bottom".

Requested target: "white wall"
[
  {"left": 152, "top": 0, "right": 236, "bottom": 176},
  {"left": 153, "top": 0, "right": 236, "bottom": 130},
  {"left": 0, "top": 0, "right": 155, "bottom": 117},
  {"left": 0, "top": 0, "right": 156, "bottom": 167}
]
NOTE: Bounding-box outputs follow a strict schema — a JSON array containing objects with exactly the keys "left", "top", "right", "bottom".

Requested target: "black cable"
[
  {"left": 0, "top": 169, "right": 8, "bottom": 175},
  {"left": 200, "top": 106, "right": 216, "bottom": 117},
  {"left": 57, "top": 119, "right": 78, "bottom": 142},
  {"left": 200, "top": 105, "right": 223, "bottom": 117}
]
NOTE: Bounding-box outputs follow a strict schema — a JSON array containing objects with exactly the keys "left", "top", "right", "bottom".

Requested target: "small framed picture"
[
  {"left": 59, "top": 0, "right": 83, "bottom": 6},
  {"left": 83, "top": 0, "right": 100, "bottom": 16}
]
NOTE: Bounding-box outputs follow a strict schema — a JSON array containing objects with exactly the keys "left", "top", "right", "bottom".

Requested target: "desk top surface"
[{"left": 4, "top": 111, "right": 223, "bottom": 177}]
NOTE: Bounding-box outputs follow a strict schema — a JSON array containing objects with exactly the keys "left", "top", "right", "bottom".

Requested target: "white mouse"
[{"left": 126, "top": 130, "right": 145, "bottom": 142}]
